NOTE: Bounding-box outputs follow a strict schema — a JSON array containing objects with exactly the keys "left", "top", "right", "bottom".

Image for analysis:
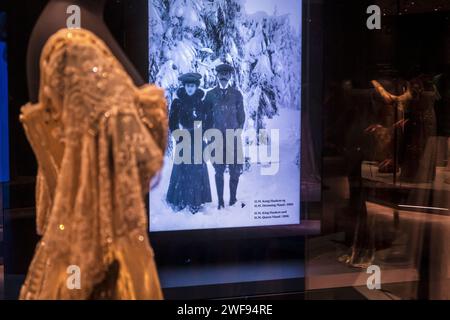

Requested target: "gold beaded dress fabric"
[{"left": 19, "top": 29, "right": 167, "bottom": 299}]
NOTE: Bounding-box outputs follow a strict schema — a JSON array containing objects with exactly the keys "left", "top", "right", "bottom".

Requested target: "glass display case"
[
  {"left": 306, "top": 0, "right": 450, "bottom": 300},
  {"left": 0, "top": 0, "right": 449, "bottom": 301}
]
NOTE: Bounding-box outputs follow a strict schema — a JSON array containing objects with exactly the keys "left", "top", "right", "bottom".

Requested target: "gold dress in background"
[{"left": 19, "top": 28, "right": 167, "bottom": 299}]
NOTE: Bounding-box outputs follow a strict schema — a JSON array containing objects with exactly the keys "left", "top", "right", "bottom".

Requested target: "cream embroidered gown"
[{"left": 19, "top": 28, "right": 167, "bottom": 299}]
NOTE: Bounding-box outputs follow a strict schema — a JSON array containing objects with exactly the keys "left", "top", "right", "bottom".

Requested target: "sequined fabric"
[{"left": 19, "top": 28, "right": 167, "bottom": 300}]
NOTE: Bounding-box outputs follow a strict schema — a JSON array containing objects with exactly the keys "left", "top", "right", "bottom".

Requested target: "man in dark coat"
[{"left": 204, "top": 64, "right": 246, "bottom": 209}]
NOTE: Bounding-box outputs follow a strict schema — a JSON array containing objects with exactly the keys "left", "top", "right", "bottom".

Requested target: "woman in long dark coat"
[{"left": 166, "top": 73, "right": 212, "bottom": 213}]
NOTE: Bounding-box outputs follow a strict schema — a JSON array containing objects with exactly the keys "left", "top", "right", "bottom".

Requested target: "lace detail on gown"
[{"left": 19, "top": 28, "right": 167, "bottom": 299}]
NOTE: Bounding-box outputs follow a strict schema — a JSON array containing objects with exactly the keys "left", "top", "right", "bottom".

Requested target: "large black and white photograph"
[{"left": 148, "top": 0, "right": 302, "bottom": 231}]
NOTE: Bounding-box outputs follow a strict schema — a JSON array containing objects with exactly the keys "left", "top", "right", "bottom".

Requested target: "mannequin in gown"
[
  {"left": 19, "top": 1, "right": 167, "bottom": 300},
  {"left": 372, "top": 79, "right": 437, "bottom": 183},
  {"left": 369, "top": 79, "right": 401, "bottom": 173}
]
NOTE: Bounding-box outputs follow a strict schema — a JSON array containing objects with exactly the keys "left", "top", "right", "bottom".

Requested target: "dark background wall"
[
  {"left": 5, "top": 0, "right": 149, "bottom": 182},
  {"left": 323, "top": 0, "right": 450, "bottom": 89},
  {"left": 322, "top": 0, "right": 450, "bottom": 158}
]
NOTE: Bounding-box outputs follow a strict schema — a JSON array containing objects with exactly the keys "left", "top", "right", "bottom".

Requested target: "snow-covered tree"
[
  {"left": 149, "top": 0, "right": 302, "bottom": 133},
  {"left": 150, "top": 0, "right": 209, "bottom": 99}
]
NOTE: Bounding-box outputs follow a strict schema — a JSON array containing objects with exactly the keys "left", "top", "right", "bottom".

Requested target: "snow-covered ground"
[{"left": 149, "top": 108, "right": 301, "bottom": 231}]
